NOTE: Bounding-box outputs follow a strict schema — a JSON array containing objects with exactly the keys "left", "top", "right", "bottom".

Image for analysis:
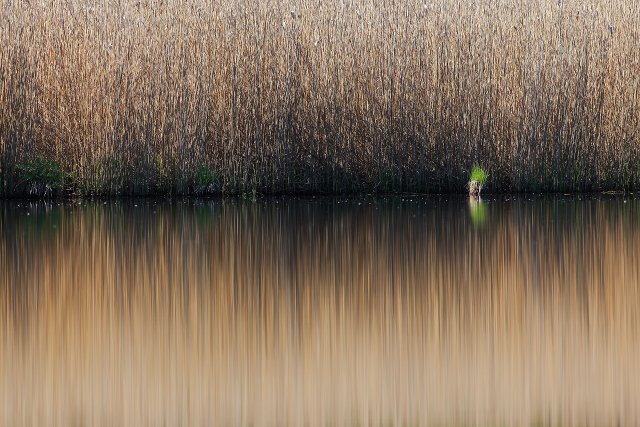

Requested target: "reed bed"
[{"left": 1, "top": 0, "right": 639, "bottom": 195}]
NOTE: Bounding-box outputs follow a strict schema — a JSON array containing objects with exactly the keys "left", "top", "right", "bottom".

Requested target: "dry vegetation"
[{"left": 1, "top": 0, "right": 639, "bottom": 195}]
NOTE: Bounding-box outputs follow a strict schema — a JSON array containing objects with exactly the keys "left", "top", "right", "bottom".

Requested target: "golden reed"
[{"left": 1, "top": 0, "right": 639, "bottom": 194}]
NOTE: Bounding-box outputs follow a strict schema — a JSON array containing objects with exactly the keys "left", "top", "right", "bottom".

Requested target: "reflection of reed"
[{"left": 1, "top": 198, "right": 639, "bottom": 426}]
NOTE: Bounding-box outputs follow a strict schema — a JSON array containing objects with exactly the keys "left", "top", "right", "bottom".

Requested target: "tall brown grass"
[{"left": 1, "top": 0, "right": 639, "bottom": 195}]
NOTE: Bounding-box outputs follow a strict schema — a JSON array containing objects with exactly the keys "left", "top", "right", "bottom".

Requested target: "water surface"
[{"left": 1, "top": 196, "right": 639, "bottom": 426}]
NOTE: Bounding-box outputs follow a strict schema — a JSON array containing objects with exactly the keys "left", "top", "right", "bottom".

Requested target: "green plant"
[
  {"left": 195, "top": 166, "right": 218, "bottom": 186},
  {"left": 15, "top": 158, "right": 64, "bottom": 190},
  {"left": 470, "top": 165, "right": 488, "bottom": 185},
  {"left": 193, "top": 165, "right": 220, "bottom": 194}
]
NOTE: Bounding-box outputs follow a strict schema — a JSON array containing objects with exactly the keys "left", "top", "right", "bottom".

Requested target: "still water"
[{"left": 1, "top": 196, "right": 639, "bottom": 426}]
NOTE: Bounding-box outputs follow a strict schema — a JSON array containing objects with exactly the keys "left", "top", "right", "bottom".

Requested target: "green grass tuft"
[
  {"left": 15, "top": 158, "right": 64, "bottom": 191},
  {"left": 470, "top": 166, "right": 488, "bottom": 186},
  {"left": 193, "top": 165, "right": 220, "bottom": 194}
]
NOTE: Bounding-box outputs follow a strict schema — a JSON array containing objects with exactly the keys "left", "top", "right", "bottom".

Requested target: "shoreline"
[{"left": 0, "top": 190, "right": 635, "bottom": 201}]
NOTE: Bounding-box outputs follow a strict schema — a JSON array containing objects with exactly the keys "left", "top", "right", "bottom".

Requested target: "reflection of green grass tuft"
[
  {"left": 20, "top": 204, "right": 64, "bottom": 238},
  {"left": 470, "top": 165, "right": 488, "bottom": 185},
  {"left": 194, "top": 203, "right": 220, "bottom": 226},
  {"left": 469, "top": 199, "right": 488, "bottom": 228}
]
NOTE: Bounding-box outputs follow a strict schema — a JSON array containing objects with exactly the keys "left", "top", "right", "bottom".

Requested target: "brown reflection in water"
[{"left": 1, "top": 197, "right": 639, "bottom": 426}]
